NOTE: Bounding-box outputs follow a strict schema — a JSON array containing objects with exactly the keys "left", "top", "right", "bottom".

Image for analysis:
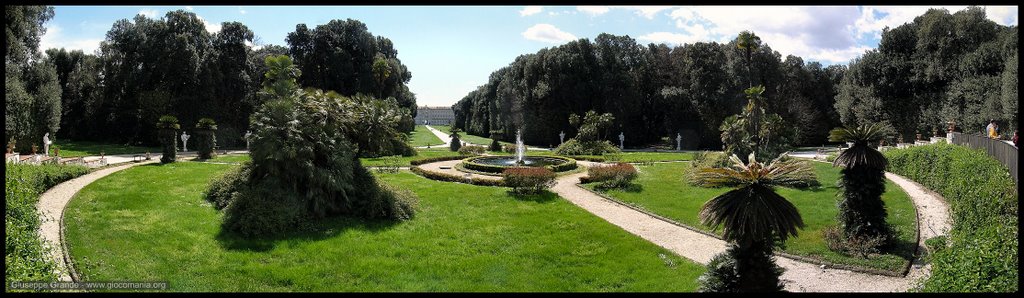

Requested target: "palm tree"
[
  {"left": 448, "top": 128, "right": 463, "bottom": 151},
  {"left": 828, "top": 123, "right": 893, "bottom": 243},
  {"left": 735, "top": 31, "right": 762, "bottom": 88},
  {"left": 693, "top": 152, "right": 813, "bottom": 292}
]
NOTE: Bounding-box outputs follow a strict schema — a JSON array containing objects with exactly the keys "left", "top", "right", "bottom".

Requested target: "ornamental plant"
[
  {"left": 156, "top": 115, "right": 180, "bottom": 163},
  {"left": 502, "top": 167, "right": 556, "bottom": 194},
  {"left": 195, "top": 118, "right": 218, "bottom": 159}
]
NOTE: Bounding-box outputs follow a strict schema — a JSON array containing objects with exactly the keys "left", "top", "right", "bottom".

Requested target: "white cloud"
[
  {"left": 240, "top": 9, "right": 247, "bottom": 15},
  {"left": 39, "top": 24, "right": 103, "bottom": 55},
  {"left": 197, "top": 15, "right": 221, "bottom": 33},
  {"left": 577, "top": 6, "right": 610, "bottom": 16},
  {"left": 637, "top": 32, "right": 703, "bottom": 46},
  {"left": 185, "top": 6, "right": 193, "bottom": 11},
  {"left": 622, "top": 6, "right": 673, "bottom": 19},
  {"left": 522, "top": 24, "right": 577, "bottom": 44},
  {"left": 520, "top": 6, "right": 542, "bottom": 16},
  {"left": 984, "top": 6, "right": 1019, "bottom": 26},
  {"left": 138, "top": 9, "right": 160, "bottom": 19}
]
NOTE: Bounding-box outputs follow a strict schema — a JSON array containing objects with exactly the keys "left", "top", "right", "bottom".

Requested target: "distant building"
[{"left": 414, "top": 106, "right": 455, "bottom": 125}]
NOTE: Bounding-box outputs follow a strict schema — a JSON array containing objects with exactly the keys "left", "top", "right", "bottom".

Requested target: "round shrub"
[
  {"left": 502, "top": 167, "right": 556, "bottom": 194},
  {"left": 205, "top": 163, "right": 251, "bottom": 210},
  {"left": 458, "top": 145, "right": 486, "bottom": 156},
  {"left": 194, "top": 118, "right": 218, "bottom": 159}
]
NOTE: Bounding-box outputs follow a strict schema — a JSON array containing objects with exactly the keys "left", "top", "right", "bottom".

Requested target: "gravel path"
[
  {"left": 36, "top": 160, "right": 157, "bottom": 282},
  {"left": 547, "top": 161, "right": 952, "bottom": 292}
]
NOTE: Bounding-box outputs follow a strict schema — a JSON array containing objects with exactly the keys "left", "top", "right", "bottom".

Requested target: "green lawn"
[
  {"left": 359, "top": 148, "right": 464, "bottom": 167},
  {"left": 64, "top": 162, "right": 704, "bottom": 292},
  {"left": 584, "top": 162, "right": 917, "bottom": 273},
  {"left": 432, "top": 125, "right": 513, "bottom": 147},
  {"left": 408, "top": 125, "right": 445, "bottom": 147},
  {"left": 194, "top": 154, "right": 251, "bottom": 164},
  {"left": 55, "top": 140, "right": 160, "bottom": 158}
]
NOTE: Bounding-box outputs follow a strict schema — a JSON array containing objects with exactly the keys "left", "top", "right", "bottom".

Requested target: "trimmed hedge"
[
  {"left": 884, "top": 143, "right": 1017, "bottom": 292},
  {"left": 409, "top": 155, "right": 466, "bottom": 166},
  {"left": 6, "top": 164, "right": 90, "bottom": 290},
  {"left": 502, "top": 167, "right": 556, "bottom": 194},
  {"left": 409, "top": 166, "right": 504, "bottom": 186},
  {"left": 580, "top": 162, "right": 638, "bottom": 189}
]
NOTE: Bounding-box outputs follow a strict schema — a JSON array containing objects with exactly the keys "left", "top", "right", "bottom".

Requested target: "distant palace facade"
[{"left": 414, "top": 106, "right": 455, "bottom": 125}]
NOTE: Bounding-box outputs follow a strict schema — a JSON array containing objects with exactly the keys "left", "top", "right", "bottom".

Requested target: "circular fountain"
[{"left": 459, "top": 130, "right": 576, "bottom": 174}]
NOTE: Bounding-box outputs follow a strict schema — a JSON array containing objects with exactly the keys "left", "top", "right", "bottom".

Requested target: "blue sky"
[{"left": 42, "top": 5, "right": 1018, "bottom": 107}]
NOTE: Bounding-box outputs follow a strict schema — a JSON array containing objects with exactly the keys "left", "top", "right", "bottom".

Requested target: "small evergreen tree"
[
  {"left": 829, "top": 123, "right": 894, "bottom": 245},
  {"left": 195, "top": 118, "right": 218, "bottom": 159},
  {"left": 156, "top": 115, "right": 180, "bottom": 163},
  {"left": 449, "top": 128, "right": 463, "bottom": 151}
]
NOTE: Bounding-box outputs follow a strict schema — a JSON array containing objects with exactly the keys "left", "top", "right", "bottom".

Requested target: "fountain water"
[{"left": 516, "top": 129, "right": 525, "bottom": 165}]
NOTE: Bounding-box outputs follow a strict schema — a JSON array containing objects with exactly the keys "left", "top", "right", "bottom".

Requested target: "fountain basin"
[{"left": 461, "top": 156, "right": 577, "bottom": 174}]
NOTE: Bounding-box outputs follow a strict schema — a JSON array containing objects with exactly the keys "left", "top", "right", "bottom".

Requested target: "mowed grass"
[
  {"left": 64, "top": 162, "right": 705, "bottom": 292},
  {"left": 499, "top": 151, "right": 694, "bottom": 163},
  {"left": 584, "top": 161, "right": 917, "bottom": 273},
  {"left": 408, "top": 125, "right": 445, "bottom": 147},
  {"left": 194, "top": 154, "right": 251, "bottom": 164},
  {"left": 359, "top": 148, "right": 463, "bottom": 167},
  {"left": 56, "top": 140, "right": 160, "bottom": 157}
]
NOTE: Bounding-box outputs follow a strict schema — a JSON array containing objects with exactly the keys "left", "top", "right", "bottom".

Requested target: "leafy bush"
[
  {"left": 449, "top": 128, "right": 463, "bottom": 152},
  {"left": 691, "top": 151, "right": 730, "bottom": 170},
  {"left": 502, "top": 167, "right": 556, "bottom": 194},
  {"left": 553, "top": 138, "right": 620, "bottom": 156},
  {"left": 502, "top": 143, "right": 517, "bottom": 153},
  {"left": 885, "top": 143, "right": 1017, "bottom": 292},
  {"left": 6, "top": 164, "right": 89, "bottom": 289},
  {"left": 375, "top": 156, "right": 402, "bottom": 174},
  {"left": 458, "top": 145, "right": 486, "bottom": 156},
  {"left": 205, "top": 163, "right": 251, "bottom": 210},
  {"left": 582, "top": 162, "right": 638, "bottom": 189},
  {"left": 157, "top": 115, "right": 179, "bottom": 163},
  {"left": 409, "top": 166, "right": 504, "bottom": 186},
  {"left": 195, "top": 118, "right": 218, "bottom": 159}
]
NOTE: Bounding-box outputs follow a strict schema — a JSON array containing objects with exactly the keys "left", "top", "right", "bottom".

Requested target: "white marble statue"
[
  {"left": 676, "top": 133, "right": 683, "bottom": 151},
  {"left": 181, "top": 131, "right": 190, "bottom": 152},
  {"left": 43, "top": 133, "right": 52, "bottom": 156},
  {"left": 559, "top": 131, "right": 565, "bottom": 145},
  {"left": 618, "top": 132, "right": 625, "bottom": 150},
  {"left": 244, "top": 130, "right": 252, "bottom": 150}
]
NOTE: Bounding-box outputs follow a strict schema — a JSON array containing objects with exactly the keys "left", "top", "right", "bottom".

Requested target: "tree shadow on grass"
[
  {"left": 507, "top": 190, "right": 559, "bottom": 203},
  {"left": 213, "top": 216, "right": 403, "bottom": 252}
]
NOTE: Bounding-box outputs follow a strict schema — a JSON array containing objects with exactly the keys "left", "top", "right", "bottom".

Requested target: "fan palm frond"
[
  {"left": 829, "top": 123, "right": 892, "bottom": 170},
  {"left": 699, "top": 184, "right": 804, "bottom": 243}
]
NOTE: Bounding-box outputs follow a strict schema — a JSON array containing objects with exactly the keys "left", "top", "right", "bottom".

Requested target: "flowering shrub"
[
  {"left": 582, "top": 162, "right": 638, "bottom": 189},
  {"left": 502, "top": 167, "right": 556, "bottom": 194}
]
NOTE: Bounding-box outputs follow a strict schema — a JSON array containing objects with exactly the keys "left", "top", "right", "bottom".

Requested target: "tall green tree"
[
  {"left": 735, "top": 31, "right": 762, "bottom": 88},
  {"left": 5, "top": 5, "right": 60, "bottom": 153}
]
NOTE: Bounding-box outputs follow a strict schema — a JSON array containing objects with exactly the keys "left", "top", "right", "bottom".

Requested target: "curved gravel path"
[
  {"left": 547, "top": 161, "right": 952, "bottom": 292},
  {"left": 36, "top": 160, "right": 157, "bottom": 282}
]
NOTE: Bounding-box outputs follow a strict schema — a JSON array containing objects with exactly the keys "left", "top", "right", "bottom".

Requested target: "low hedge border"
[
  {"left": 409, "top": 155, "right": 467, "bottom": 166},
  {"left": 410, "top": 166, "right": 504, "bottom": 187},
  {"left": 575, "top": 180, "right": 912, "bottom": 278}
]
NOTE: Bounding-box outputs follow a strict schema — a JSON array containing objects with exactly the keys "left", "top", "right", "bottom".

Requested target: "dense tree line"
[
  {"left": 17, "top": 8, "right": 415, "bottom": 150},
  {"left": 452, "top": 33, "right": 846, "bottom": 149},
  {"left": 836, "top": 7, "right": 1018, "bottom": 140},
  {"left": 6, "top": 6, "right": 62, "bottom": 153}
]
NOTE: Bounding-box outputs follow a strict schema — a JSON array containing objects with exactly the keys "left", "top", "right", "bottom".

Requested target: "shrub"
[
  {"left": 583, "top": 162, "right": 638, "bottom": 189},
  {"left": 822, "top": 225, "right": 886, "bottom": 258},
  {"left": 885, "top": 143, "right": 1017, "bottom": 292},
  {"left": 6, "top": 164, "right": 89, "bottom": 289},
  {"left": 691, "top": 151, "right": 730, "bottom": 170},
  {"left": 221, "top": 181, "right": 307, "bottom": 237},
  {"left": 553, "top": 138, "right": 620, "bottom": 156},
  {"left": 488, "top": 139, "right": 501, "bottom": 152},
  {"left": 458, "top": 145, "right": 486, "bottom": 156},
  {"left": 157, "top": 115, "right": 179, "bottom": 163},
  {"left": 375, "top": 156, "right": 402, "bottom": 174},
  {"left": 366, "top": 181, "right": 419, "bottom": 221},
  {"left": 205, "top": 163, "right": 251, "bottom": 210},
  {"left": 502, "top": 143, "right": 517, "bottom": 154},
  {"left": 502, "top": 167, "right": 556, "bottom": 194},
  {"left": 195, "top": 118, "right": 218, "bottom": 160}
]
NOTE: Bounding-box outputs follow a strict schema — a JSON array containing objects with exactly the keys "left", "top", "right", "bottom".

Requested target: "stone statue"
[
  {"left": 559, "top": 131, "right": 565, "bottom": 145},
  {"left": 244, "top": 130, "right": 252, "bottom": 150},
  {"left": 42, "top": 133, "right": 52, "bottom": 156},
  {"left": 181, "top": 131, "right": 190, "bottom": 152},
  {"left": 618, "top": 132, "right": 625, "bottom": 150},
  {"left": 676, "top": 133, "right": 683, "bottom": 151}
]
